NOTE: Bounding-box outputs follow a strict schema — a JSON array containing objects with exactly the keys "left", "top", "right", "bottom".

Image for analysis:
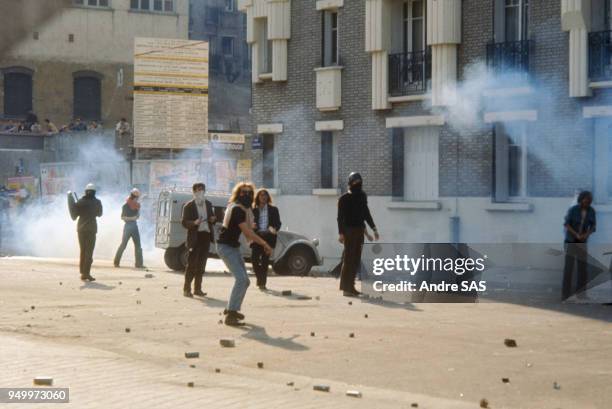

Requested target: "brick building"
[{"left": 239, "top": 0, "right": 612, "bottom": 258}]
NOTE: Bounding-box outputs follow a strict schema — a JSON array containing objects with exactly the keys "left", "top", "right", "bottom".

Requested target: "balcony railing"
[
  {"left": 388, "top": 49, "right": 431, "bottom": 97},
  {"left": 486, "top": 40, "right": 532, "bottom": 77},
  {"left": 589, "top": 30, "right": 612, "bottom": 82}
]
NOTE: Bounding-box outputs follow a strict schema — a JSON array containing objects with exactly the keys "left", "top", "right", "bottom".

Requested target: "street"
[{"left": 0, "top": 256, "right": 610, "bottom": 408}]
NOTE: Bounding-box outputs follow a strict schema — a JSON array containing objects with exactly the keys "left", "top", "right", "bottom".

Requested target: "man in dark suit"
[
  {"left": 182, "top": 182, "right": 216, "bottom": 297},
  {"left": 251, "top": 189, "right": 282, "bottom": 290}
]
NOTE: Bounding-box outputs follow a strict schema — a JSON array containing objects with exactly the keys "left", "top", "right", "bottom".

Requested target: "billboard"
[{"left": 133, "top": 38, "right": 209, "bottom": 149}]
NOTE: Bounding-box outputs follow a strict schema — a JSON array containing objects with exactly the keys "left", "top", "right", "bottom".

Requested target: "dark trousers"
[
  {"left": 339, "top": 227, "right": 365, "bottom": 292},
  {"left": 184, "top": 232, "right": 211, "bottom": 293},
  {"left": 78, "top": 230, "right": 96, "bottom": 277},
  {"left": 562, "top": 242, "right": 589, "bottom": 300},
  {"left": 251, "top": 231, "right": 276, "bottom": 287},
  {"left": 114, "top": 222, "right": 143, "bottom": 267}
]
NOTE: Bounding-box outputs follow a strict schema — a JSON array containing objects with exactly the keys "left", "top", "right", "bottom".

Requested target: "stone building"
[
  {"left": 0, "top": 0, "right": 189, "bottom": 128},
  {"left": 239, "top": 0, "right": 612, "bottom": 258}
]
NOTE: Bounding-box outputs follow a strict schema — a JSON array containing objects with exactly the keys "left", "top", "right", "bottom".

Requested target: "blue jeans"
[
  {"left": 217, "top": 243, "right": 250, "bottom": 311},
  {"left": 114, "top": 222, "right": 143, "bottom": 267}
]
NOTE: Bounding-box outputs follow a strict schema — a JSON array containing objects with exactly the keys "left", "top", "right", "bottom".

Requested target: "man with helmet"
[
  {"left": 337, "top": 172, "right": 379, "bottom": 297},
  {"left": 114, "top": 187, "right": 144, "bottom": 269},
  {"left": 74, "top": 183, "right": 103, "bottom": 281}
]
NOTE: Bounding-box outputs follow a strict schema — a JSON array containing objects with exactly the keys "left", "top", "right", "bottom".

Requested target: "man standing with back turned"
[
  {"left": 337, "top": 172, "right": 379, "bottom": 297},
  {"left": 74, "top": 183, "right": 103, "bottom": 281}
]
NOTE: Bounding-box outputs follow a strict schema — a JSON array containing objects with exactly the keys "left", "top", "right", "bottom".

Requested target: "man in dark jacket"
[
  {"left": 337, "top": 172, "right": 379, "bottom": 297},
  {"left": 562, "top": 191, "right": 596, "bottom": 300},
  {"left": 74, "top": 183, "right": 103, "bottom": 281},
  {"left": 181, "top": 182, "right": 216, "bottom": 297},
  {"left": 114, "top": 188, "right": 144, "bottom": 268},
  {"left": 251, "top": 189, "right": 282, "bottom": 290}
]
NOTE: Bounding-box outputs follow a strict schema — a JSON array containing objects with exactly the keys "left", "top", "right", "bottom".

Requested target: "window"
[
  {"left": 391, "top": 127, "right": 439, "bottom": 201},
  {"left": 74, "top": 0, "right": 109, "bottom": 6},
  {"left": 494, "top": 0, "right": 528, "bottom": 42},
  {"left": 222, "top": 37, "right": 235, "bottom": 57},
  {"left": 225, "top": 0, "right": 236, "bottom": 12},
  {"left": 256, "top": 18, "right": 272, "bottom": 75},
  {"left": 73, "top": 73, "right": 102, "bottom": 121},
  {"left": 322, "top": 10, "right": 339, "bottom": 66},
  {"left": 131, "top": 0, "right": 173, "bottom": 12},
  {"left": 3, "top": 68, "right": 33, "bottom": 118},
  {"left": 403, "top": 0, "right": 425, "bottom": 53},
  {"left": 494, "top": 123, "right": 527, "bottom": 201},
  {"left": 321, "top": 132, "right": 338, "bottom": 188},
  {"left": 262, "top": 134, "right": 276, "bottom": 188}
]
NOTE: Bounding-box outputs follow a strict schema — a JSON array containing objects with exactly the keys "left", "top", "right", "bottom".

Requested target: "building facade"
[
  {"left": 240, "top": 0, "right": 612, "bottom": 259},
  {"left": 189, "top": 0, "right": 251, "bottom": 132},
  {"left": 0, "top": 0, "right": 189, "bottom": 128}
]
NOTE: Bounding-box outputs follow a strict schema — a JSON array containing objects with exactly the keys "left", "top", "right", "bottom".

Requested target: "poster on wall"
[
  {"left": 7, "top": 176, "right": 38, "bottom": 201},
  {"left": 149, "top": 160, "right": 206, "bottom": 193},
  {"left": 133, "top": 38, "right": 209, "bottom": 149},
  {"left": 236, "top": 159, "right": 252, "bottom": 182}
]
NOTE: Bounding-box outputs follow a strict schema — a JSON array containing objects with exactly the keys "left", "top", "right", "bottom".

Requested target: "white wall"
[{"left": 7, "top": 0, "right": 189, "bottom": 64}]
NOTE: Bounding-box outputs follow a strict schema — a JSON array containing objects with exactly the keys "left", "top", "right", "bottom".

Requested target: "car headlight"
[{"left": 312, "top": 238, "right": 319, "bottom": 247}]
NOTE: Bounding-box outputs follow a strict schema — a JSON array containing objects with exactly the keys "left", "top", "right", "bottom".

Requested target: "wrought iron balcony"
[
  {"left": 388, "top": 49, "right": 431, "bottom": 97},
  {"left": 486, "top": 40, "right": 532, "bottom": 77},
  {"left": 589, "top": 30, "right": 612, "bottom": 82}
]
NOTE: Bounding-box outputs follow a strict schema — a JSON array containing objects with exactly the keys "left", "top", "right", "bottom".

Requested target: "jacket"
[
  {"left": 75, "top": 195, "right": 103, "bottom": 233},
  {"left": 182, "top": 199, "right": 216, "bottom": 249}
]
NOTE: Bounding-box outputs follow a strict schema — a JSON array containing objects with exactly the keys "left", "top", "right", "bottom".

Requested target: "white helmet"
[
  {"left": 130, "top": 188, "right": 140, "bottom": 197},
  {"left": 85, "top": 183, "right": 96, "bottom": 191}
]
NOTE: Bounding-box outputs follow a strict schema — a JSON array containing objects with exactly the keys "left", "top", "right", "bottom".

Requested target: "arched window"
[
  {"left": 2, "top": 67, "right": 33, "bottom": 117},
  {"left": 73, "top": 71, "right": 102, "bottom": 120}
]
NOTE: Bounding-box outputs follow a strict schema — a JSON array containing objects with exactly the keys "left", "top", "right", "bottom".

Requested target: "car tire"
[
  {"left": 274, "top": 246, "right": 313, "bottom": 276},
  {"left": 164, "top": 247, "right": 183, "bottom": 271}
]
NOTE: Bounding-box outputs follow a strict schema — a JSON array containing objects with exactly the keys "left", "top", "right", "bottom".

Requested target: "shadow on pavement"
[
  {"left": 79, "top": 282, "right": 115, "bottom": 291},
  {"left": 237, "top": 323, "right": 309, "bottom": 351},
  {"left": 196, "top": 296, "right": 227, "bottom": 309}
]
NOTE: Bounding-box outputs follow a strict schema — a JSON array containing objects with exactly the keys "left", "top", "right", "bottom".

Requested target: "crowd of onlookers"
[{"left": 0, "top": 111, "right": 111, "bottom": 135}]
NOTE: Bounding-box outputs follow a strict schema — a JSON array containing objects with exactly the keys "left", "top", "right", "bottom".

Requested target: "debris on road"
[
  {"left": 313, "top": 384, "right": 330, "bottom": 392},
  {"left": 504, "top": 338, "right": 517, "bottom": 347},
  {"left": 348, "top": 301, "right": 352, "bottom": 305},
  {"left": 118, "top": 281, "right": 122, "bottom": 285},
  {"left": 553, "top": 382, "right": 561, "bottom": 390},
  {"left": 136, "top": 300, "right": 141, "bottom": 305},
  {"left": 286, "top": 381, "right": 294, "bottom": 386},
  {"left": 411, "top": 404, "right": 419, "bottom": 408},
  {"left": 59, "top": 282, "right": 62, "bottom": 286},
  {"left": 349, "top": 333, "right": 355, "bottom": 338},
  {"left": 479, "top": 398, "right": 489, "bottom": 408},
  {"left": 33, "top": 377, "right": 53, "bottom": 386},
  {"left": 163, "top": 286, "right": 167, "bottom": 290},
  {"left": 315, "top": 296, "right": 320, "bottom": 300},
  {"left": 364, "top": 314, "right": 368, "bottom": 318},
  {"left": 184, "top": 352, "right": 199, "bottom": 359},
  {"left": 62, "top": 314, "right": 72, "bottom": 318},
  {"left": 125, "top": 328, "right": 131, "bottom": 333},
  {"left": 187, "top": 382, "right": 194, "bottom": 387},
  {"left": 502, "top": 378, "right": 510, "bottom": 383},
  {"left": 220, "top": 339, "right": 235, "bottom": 348},
  {"left": 215, "top": 368, "right": 221, "bottom": 373},
  {"left": 136, "top": 287, "right": 141, "bottom": 292},
  {"left": 189, "top": 364, "right": 196, "bottom": 368},
  {"left": 257, "top": 362, "right": 264, "bottom": 369},
  {"left": 346, "top": 390, "right": 362, "bottom": 398},
  {"left": 145, "top": 274, "right": 154, "bottom": 278},
  {"left": 281, "top": 290, "right": 292, "bottom": 296},
  {"left": 30, "top": 305, "right": 35, "bottom": 310},
  {"left": 297, "top": 295, "right": 312, "bottom": 300},
  {"left": 310, "top": 332, "right": 315, "bottom": 337}
]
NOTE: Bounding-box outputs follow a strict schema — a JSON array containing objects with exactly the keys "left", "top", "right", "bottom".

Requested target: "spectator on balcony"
[
  {"left": 2, "top": 120, "right": 18, "bottom": 133},
  {"left": 44, "top": 119, "right": 59, "bottom": 134},
  {"left": 71, "top": 118, "right": 87, "bottom": 132},
  {"left": 30, "top": 121, "right": 43, "bottom": 133},
  {"left": 24, "top": 111, "right": 38, "bottom": 130},
  {"left": 88, "top": 121, "right": 103, "bottom": 132},
  {"left": 17, "top": 121, "right": 28, "bottom": 132},
  {"left": 115, "top": 118, "right": 131, "bottom": 137}
]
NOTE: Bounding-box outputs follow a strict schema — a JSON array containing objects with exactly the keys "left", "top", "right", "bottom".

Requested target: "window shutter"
[
  {"left": 74, "top": 77, "right": 101, "bottom": 120},
  {"left": 3, "top": 72, "right": 33, "bottom": 117},
  {"left": 391, "top": 128, "right": 404, "bottom": 199},
  {"left": 493, "top": 0, "right": 505, "bottom": 43},
  {"left": 321, "top": 132, "right": 333, "bottom": 188},
  {"left": 494, "top": 124, "right": 509, "bottom": 202}
]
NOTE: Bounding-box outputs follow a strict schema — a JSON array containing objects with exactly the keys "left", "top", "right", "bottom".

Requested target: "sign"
[
  {"left": 252, "top": 135, "right": 263, "bottom": 149},
  {"left": 210, "top": 133, "right": 246, "bottom": 151},
  {"left": 133, "top": 38, "right": 209, "bottom": 149},
  {"left": 7, "top": 176, "right": 37, "bottom": 202},
  {"left": 236, "top": 159, "right": 252, "bottom": 181},
  {"left": 149, "top": 160, "right": 205, "bottom": 193}
]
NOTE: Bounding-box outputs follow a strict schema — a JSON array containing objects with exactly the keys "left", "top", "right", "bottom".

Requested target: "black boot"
[
  {"left": 224, "top": 311, "right": 245, "bottom": 326},
  {"left": 223, "top": 309, "right": 244, "bottom": 320}
]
